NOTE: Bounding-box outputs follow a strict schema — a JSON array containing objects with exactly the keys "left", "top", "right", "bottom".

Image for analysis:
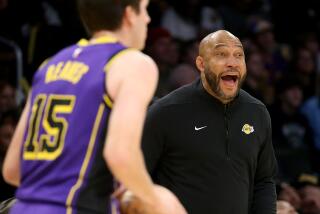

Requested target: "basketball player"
[{"left": 2, "top": 0, "right": 186, "bottom": 213}]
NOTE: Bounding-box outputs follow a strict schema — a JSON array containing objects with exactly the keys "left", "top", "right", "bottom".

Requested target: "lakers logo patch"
[{"left": 242, "top": 124, "right": 254, "bottom": 135}]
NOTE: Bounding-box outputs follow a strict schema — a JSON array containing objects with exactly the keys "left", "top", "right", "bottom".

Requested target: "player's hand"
[
  {"left": 279, "top": 183, "right": 301, "bottom": 210},
  {"left": 119, "top": 185, "right": 187, "bottom": 214},
  {"left": 150, "top": 185, "right": 187, "bottom": 214},
  {"left": 276, "top": 200, "right": 298, "bottom": 214},
  {"left": 119, "top": 190, "right": 145, "bottom": 214}
]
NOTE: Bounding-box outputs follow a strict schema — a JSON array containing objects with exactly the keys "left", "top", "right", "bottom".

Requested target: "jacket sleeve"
[
  {"left": 141, "top": 102, "right": 166, "bottom": 177},
  {"left": 251, "top": 107, "right": 277, "bottom": 214}
]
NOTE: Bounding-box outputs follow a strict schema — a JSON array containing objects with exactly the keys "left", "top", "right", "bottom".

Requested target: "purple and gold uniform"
[{"left": 11, "top": 36, "right": 127, "bottom": 214}]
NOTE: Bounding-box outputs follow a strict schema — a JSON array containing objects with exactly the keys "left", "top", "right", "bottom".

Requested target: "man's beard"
[{"left": 204, "top": 67, "right": 245, "bottom": 101}]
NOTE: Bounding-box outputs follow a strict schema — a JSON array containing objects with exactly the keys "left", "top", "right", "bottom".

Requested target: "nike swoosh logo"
[{"left": 195, "top": 126, "right": 207, "bottom": 131}]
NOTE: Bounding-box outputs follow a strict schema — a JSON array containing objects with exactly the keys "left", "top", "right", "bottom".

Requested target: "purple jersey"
[{"left": 12, "top": 37, "right": 126, "bottom": 214}]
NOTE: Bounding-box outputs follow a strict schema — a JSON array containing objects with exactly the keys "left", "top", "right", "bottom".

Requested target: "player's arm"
[
  {"left": 103, "top": 50, "right": 158, "bottom": 206},
  {"left": 2, "top": 95, "right": 31, "bottom": 186}
]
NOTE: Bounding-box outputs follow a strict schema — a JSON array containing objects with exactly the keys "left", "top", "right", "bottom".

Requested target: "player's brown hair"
[{"left": 77, "top": 0, "right": 141, "bottom": 35}]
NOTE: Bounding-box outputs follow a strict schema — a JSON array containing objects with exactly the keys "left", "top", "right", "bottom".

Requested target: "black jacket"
[{"left": 142, "top": 79, "right": 277, "bottom": 214}]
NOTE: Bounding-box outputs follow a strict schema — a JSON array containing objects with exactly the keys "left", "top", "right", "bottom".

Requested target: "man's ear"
[
  {"left": 196, "top": 56, "right": 205, "bottom": 73},
  {"left": 122, "top": 6, "right": 136, "bottom": 27}
]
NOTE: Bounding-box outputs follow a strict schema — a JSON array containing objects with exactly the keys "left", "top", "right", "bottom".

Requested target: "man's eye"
[
  {"left": 216, "top": 52, "right": 225, "bottom": 57},
  {"left": 236, "top": 53, "right": 244, "bottom": 57}
]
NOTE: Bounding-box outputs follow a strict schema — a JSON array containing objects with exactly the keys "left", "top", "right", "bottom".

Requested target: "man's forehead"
[
  {"left": 199, "top": 30, "right": 243, "bottom": 55},
  {"left": 211, "top": 35, "right": 243, "bottom": 48},
  {"left": 213, "top": 42, "right": 243, "bottom": 49},
  {"left": 203, "top": 41, "right": 243, "bottom": 54}
]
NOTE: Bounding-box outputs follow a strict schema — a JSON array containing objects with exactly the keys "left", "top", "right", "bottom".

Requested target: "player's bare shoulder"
[
  {"left": 115, "top": 49, "right": 158, "bottom": 76},
  {"left": 106, "top": 49, "right": 158, "bottom": 100}
]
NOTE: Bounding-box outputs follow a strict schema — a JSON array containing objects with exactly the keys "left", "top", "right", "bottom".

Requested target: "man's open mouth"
[
  {"left": 221, "top": 75, "right": 238, "bottom": 81},
  {"left": 220, "top": 74, "right": 239, "bottom": 87}
]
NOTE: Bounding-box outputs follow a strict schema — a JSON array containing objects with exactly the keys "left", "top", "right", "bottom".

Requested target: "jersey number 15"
[{"left": 23, "top": 94, "right": 76, "bottom": 160}]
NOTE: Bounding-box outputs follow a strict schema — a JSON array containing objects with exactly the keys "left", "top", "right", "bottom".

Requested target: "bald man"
[{"left": 141, "top": 30, "right": 277, "bottom": 214}]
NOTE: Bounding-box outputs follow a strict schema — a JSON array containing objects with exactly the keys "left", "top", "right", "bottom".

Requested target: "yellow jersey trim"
[
  {"left": 103, "top": 95, "right": 113, "bottom": 108},
  {"left": 38, "top": 58, "right": 50, "bottom": 70},
  {"left": 102, "top": 48, "right": 134, "bottom": 108},
  {"left": 65, "top": 104, "right": 105, "bottom": 214},
  {"left": 103, "top": 48, "right": 133, "bottom": 72},
  {"left": 77, "top": 35, "right": 118, "bottom": 47}
]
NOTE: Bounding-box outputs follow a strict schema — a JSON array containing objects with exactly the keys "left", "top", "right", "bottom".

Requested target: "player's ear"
[
  {"left": 196, "top": 56, "right": 205, "bottom": 73},
  {"left": 123, "top": 5, "right": 137, "bottom": 27}
]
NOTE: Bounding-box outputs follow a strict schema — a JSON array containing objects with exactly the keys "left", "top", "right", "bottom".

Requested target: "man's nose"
[{"left": 226, "top": 56, "right": 240, "bottom": 67}]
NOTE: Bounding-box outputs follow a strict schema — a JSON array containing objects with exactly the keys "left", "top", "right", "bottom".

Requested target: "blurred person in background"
[
  {"left": 278, "top": 182, "right": 302, "bottom": 212},
  {"left": 298, "top": 177, "right": 320, "bottom": 214},
  {"left": 301, "top": 93, "right": 320, "bottom": 174},
  {"left": 179, "top": 40, "right": 200, "bottom": 68},
  {"left": 0, "top": 81, "right": 16, "bottom": 118},
  {"left": 277, "top": 200, "right": 298, "bottom": 214},
  {"left": 249, "top": 19, "right": 290, "bottom": 83},
  {"left": 217, "top": 0, "right": 271, "bottom": 38},
  {"left": 145, "top": 27, "right": 179, "bottom": 97},
  {"left": 291, "top": 47, "right": 317, "bottom": 101},
  {"left": 278, "top": 173, "right": 320, "bottom": 214},
  {"left": 298, "top": 32, "right": 320, "bottom": 74},
  {"left": 270, "top": 77, "right": 315, "bottom": 183},
  {"left": 167, "top": 63, "right": 199, "bottom": 91},
  {"left": 242, "top": 50, "right": 274, "bottom": 106},
  {"left": 161, "top": 0, "right": 224, "bottom": 41}
]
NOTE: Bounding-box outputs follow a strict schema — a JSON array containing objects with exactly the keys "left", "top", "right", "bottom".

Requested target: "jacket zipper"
[{"left": 224, "top": 104, "right": 230, "bottom": 159}]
